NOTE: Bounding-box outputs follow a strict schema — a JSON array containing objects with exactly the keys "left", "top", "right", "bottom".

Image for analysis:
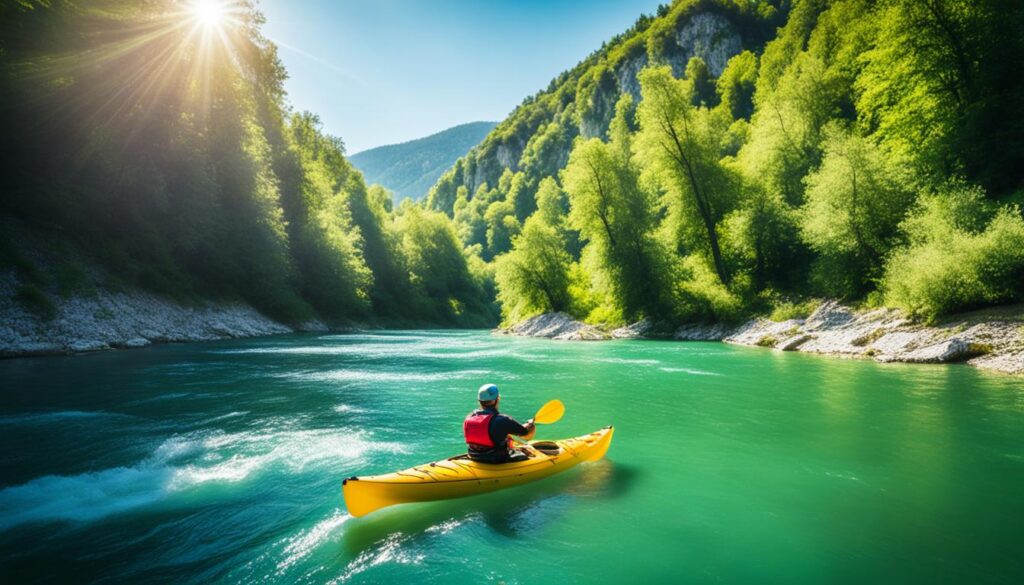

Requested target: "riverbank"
[
  {"left": 0, "top": 265, "right": 322, "bottom": 357},
  {"left": 500, "top": 303, "right": 1024, "bottom": 375},
  {"left": 0, "top": 218, "right": 327, "bottom": 358}
]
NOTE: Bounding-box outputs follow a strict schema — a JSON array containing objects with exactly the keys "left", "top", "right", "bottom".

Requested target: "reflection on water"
[{"left": 341, "top": 460, "right": 639, "bottom": 557}]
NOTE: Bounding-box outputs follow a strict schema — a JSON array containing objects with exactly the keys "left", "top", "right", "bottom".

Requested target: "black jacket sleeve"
[{"left": 493, "top": 414, "right": 529, "bottom": 437}]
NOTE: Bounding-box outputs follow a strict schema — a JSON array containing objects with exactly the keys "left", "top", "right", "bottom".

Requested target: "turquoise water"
[{"left": 1, "top": 331, "right": 1022, "bottom": 584}]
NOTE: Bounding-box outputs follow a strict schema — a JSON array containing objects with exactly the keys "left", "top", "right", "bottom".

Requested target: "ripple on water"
[
  {"left": 199, "top": 411, "right": 249, "bottom": 425},
  {"left": 424, "top": 517, "right": 467, "bottom": 535},
  {"left": 0, "top": 428, "right": 404, "bottom": 531},
  {"left": 318, "top": 334, "right": 433, "bottom": 342},
  {"left": 592, "top": 357, "right": 662, "bottom": 365},
  {"left": 333, "top": 533, "right": 426, "bottom": 584},
  {"left": 333, "top": 404, "right": 368, "bottom": 414},
  {"left": 275, "top": 509, "right": 352, "bottom": 572},
  {"left": 216, "top": 333, "right": 515, "bottom": 361},
  {"left": 658, "top": 367, "right": 723, "bottom": 376},
  {"left": 214, "top": 336, "right": 494, "bottom": 358},
  {"left": 283, "top": 368, "right": 500, "bottom": 384},
  {"left": 0, "top": 410, "right": 135, "bottom": 426}
]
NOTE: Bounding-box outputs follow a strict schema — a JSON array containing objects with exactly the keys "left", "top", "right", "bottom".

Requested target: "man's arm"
[{"left": 499, "top": 415, "right": 536, "bottom": 441}]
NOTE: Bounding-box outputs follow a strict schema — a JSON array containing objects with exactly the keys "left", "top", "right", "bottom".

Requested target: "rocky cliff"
[{"left": 426, "top": 1, "right": 779, "bottom": 215}]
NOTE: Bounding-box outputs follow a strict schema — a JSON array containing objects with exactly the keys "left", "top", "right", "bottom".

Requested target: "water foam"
[
  {"left": 0, "top": 465, "right": 170, "bottom": 530},
  {"left": 593, "top": 357, "right": 662, "bottom": 365},
  {"left": 0, "top": 428, "right": 403, "bottom": 531},
  {"left": 168, "top": 429, "right": 406, "bottom": 490},
  {"left": 333, "top": 404, "right": 368, "bottom": 414},
  {"left": 658, "top": 367, "right": 722, "bottom": 376},
  {"left": 288, "top": 368, "right": 495, "bottom": 384},
  {"left": 216, "top": 336, "right": 496, "bottom": 360},
  {"left": 424, "top": 517, "right": 468, "bottom": 535}
]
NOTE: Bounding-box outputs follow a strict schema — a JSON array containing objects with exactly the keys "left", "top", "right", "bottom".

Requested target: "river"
[{"left": 1, "top": 331, "right": 1022, "bottom": 583}]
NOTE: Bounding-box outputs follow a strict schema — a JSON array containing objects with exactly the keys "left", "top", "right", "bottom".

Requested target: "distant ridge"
[{"left": 350, "top": 121, "right": 497, "bottom": 201}]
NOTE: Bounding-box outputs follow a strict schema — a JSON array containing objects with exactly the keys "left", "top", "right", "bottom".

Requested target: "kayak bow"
[{"left": 343, "top": 426, "right": 614, "bottom": 517}]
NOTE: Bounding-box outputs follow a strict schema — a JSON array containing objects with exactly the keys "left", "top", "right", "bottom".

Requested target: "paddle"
[
  {"left": 511, "top": 399, "right": 565, "bottom": 446},
  {"left": 532, "top": 399, "right": 565, "bottom": 425}
]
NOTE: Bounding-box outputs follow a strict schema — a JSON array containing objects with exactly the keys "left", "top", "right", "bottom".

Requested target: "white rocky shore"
[
  {"left": 0, "top": 270, "right": 322, "bottom": 357},
  {"left": 0, "top": 217, "right": 335, "bottom": 358},
  {"left": 0, "top": 216, "right": 335, "bottom": 356},
  {"left": 503, "top": 312, "right": 609, "bottom": 340},
  {"left": 500, "top": 302, "right": 1024, "bottom": 376}
]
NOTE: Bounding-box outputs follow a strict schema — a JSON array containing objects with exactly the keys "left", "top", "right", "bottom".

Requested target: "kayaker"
[{"left": 464, "top": 383, "right": 535, "bottom": 463}]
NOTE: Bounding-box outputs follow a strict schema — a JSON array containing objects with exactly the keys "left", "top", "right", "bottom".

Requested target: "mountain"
[
  {"left": 425, "top": 0, "right": 1024, "bottom": 328},
  {"left": 425, "top": 1, "right": 782, "bottom": 218},
  {"left": 349, "top": 121, "right": 497, "bottom": 201}
]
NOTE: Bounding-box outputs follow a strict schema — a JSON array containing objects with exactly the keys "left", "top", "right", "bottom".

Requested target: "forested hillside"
[
  {"left": 430, "top": 0, "right": 1024, "bottom": 326},
  {"left": 2, "top": 0, "right": 1022, "bottom": 334},
  {"left": 0, "top": 0, "right": 496, "bottom": 327},
  {"left": 350, "top": 121, "right": 497, "bottom": 202}
]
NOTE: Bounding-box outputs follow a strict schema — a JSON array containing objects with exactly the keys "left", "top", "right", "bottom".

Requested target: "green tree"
[
  {"left": 882, "top": 181, "right": 1024, "bottom": 320},
  {"left": 285, "top": 112, "right": 372, "bottom": 319},
  {"left": 739, "top": 53, "right": 846, "bottom": 205},
  {"left": 484, "top": 200, "right": 521, "bottom": 257},
  {"left": 562, "top": 95, "right": 673, "bottom": 321},
  {"left": 494, "top": 219, "right": 574, "bottom": 324},
  {"left": 348, "top": 182, "right": 422, "bottom": 320},
  {"left": 453, "top": 184, "right": 489, "bottom": 251},
  {"left": 685, "top": 57, "right": 717, "bottom": 108},
  {"left": 534, "top": 176, "right": 581, "bottom": 258},
  {"left": 716, "top": 51, "right": 758, "bottom": 120},
  {"left": 720, "top": 183, "right": 806, "bottom": 292},
  {"left": 857, "top": 0, "right": 1024, "bottom": 194},
  {"left": 393, "top": 204, "right": 494, "bottom": 325},
  {"left": 801, "top": 123, "right": 914, "bottom": 296},
  {"left": 635, "top": 65, "right": 735, "bottom": 286}
]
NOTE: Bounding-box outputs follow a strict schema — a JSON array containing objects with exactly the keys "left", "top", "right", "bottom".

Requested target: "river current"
[{"left": 1, "top": 331, "right": 1021, "bottom": 583}]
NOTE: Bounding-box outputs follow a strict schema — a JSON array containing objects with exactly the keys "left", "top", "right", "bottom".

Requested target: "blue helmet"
[{"left": 477, "top": 383, "right": 499, "bottom": 402}]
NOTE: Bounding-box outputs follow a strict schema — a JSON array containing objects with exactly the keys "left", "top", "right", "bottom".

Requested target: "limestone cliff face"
[
  {"left": 615, "top": 12, "right": 742, "bottom": 102},
  {"left": 427, "top": 6, "right": 758, "bottom": 212},
  {"left": 580, "top": 11, "right": 742, "bottom": 138},
  {"left": 614, "top": 53, "right": 650, "bottom": 103},
  {"left": 673, "top": 12, "right": 743, "bottom": 77}
]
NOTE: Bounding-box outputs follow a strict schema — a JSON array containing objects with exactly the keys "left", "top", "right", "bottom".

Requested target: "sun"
[{"left": 192, "top": 0, "right": 226, "bottom": 29}]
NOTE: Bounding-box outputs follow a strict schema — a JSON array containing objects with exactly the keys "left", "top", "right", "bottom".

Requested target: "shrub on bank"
[
  {"left": 676, "top": 255, "right": 746, "bottom": 323},
  {"left": 882, "top": 183, "right": 1024, "bottom": 322},
  {"left": 766, "top": 296, "right": 822, "bottom": 322}
]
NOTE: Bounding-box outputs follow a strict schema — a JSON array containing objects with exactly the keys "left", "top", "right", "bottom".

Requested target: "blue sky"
[{"left": 259, "top": 0, "right": 664, "bottom": 153}]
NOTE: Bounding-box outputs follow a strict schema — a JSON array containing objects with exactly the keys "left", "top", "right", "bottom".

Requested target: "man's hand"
[{"left": 523, "top": 419, "right": 536, "bottom": 440}]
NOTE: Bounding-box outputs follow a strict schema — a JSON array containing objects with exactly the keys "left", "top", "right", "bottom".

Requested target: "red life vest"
[
  {"left": 464, "top": 411, "right": 512, "bottom": 450},
  {"left": 464, "top": 412, "right": 495, "bottom": 448}
]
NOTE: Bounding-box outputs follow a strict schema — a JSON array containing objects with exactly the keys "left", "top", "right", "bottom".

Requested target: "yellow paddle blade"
[{"left": 534, "top": 399, "right": 565, "bottom": 425}]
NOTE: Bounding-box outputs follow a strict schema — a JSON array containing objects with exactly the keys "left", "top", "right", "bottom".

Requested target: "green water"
[{"left": 1, "top": 331, "right": 1022, "bottom": 584}]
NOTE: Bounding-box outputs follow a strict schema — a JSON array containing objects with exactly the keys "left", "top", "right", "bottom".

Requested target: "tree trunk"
[{"left": 663, "top": 119, "right": 731, "bottom": 285}]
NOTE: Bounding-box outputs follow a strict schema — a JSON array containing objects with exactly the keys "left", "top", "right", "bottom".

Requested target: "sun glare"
[{"left": 193, "top": 0, "right": 226, "bottom": 29}]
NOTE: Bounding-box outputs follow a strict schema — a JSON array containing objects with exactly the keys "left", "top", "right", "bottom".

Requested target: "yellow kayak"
[{"left": 342, "top": 426, "right": 614, "bottom": 517}]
